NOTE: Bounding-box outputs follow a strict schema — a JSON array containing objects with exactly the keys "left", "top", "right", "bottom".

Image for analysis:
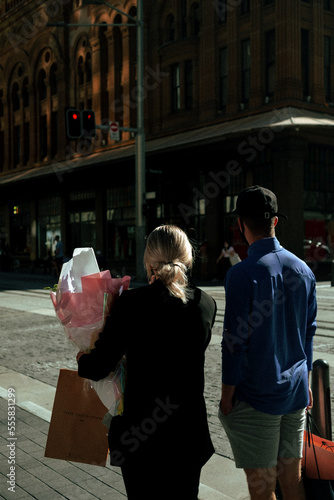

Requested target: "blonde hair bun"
[{"left": 144, "top": 225, "right": 193, "bottom": 303}]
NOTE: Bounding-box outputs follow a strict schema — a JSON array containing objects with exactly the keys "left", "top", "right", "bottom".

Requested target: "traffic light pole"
[
  {"left": 135, "top": 0, "right": 146, "bottom": 282},
  {"left": 48, "top": 0, "right": 147, "bottom": 282}
]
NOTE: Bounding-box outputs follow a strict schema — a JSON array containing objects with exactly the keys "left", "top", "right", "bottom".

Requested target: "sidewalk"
[{"left": 0, "top": 366, "right": 249, "bottom": 500}]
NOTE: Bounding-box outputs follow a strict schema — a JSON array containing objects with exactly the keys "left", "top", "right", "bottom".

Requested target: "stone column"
[{"left": 272, "top": 135, "right": 308, "bottom": 258}]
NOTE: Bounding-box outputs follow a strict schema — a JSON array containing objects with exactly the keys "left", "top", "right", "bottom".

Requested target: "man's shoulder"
[{"left": 279, "top": 247, "right": 316, "bottom": 279}]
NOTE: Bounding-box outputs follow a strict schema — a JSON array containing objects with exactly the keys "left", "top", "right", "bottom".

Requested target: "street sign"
[{"left": 109, "top": 121, "right": 120, "bottom": 141}]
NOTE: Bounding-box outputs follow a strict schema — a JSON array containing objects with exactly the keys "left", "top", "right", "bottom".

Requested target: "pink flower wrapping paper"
[
  {"left": 50, "top": 247, "right": 130, "bottom": 414},
  {"left": 51, "top": 270, "right": 130, "bottom": 351}
]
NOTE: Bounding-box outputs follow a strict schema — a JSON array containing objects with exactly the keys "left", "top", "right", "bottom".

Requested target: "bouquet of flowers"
[{"left": 50, "top": 247, "right": 130, "bottom": 417}]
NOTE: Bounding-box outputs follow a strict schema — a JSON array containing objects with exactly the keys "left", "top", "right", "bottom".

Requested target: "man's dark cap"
[{"left": 234, "top": 185, "right": 288, "bottom": 220}]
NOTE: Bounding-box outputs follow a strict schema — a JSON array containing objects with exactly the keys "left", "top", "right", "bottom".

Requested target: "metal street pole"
[{"left": 135, "top": 0, "right": 146, "bottom": 282}]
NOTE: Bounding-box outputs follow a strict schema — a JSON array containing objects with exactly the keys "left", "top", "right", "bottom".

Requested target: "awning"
[{"left": 1, "top": 106, "right": 334, "bottom": 186}]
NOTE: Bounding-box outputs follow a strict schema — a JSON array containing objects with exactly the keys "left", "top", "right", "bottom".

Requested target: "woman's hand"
[{"left": 76, "top": 351, "right": 86, "bottom": 363}]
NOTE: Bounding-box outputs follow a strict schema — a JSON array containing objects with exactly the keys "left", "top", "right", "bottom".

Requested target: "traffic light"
[
  {"left": 82, "top": 110, "right": 96, "bottom": 137},
  {"left": 66, "top": 109, "right": 82, "bottom": 139}
]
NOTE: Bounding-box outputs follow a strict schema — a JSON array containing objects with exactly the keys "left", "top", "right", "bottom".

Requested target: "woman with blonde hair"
[{"left": 78, "top": 225, "right": 217, "bottom": 499}]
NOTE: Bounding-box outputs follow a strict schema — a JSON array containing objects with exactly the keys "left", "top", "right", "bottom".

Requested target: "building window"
[
  {"left": 304, "top": 145, "right": 334, "bottom": 261},
  {"left": 304, "top": 146, "right": 334, "bottom": 214},
  {"left": 215, "top": 0, "right": 227, "bottom": 23},
  {"left": 241, "top": 0, "right": 250, "bottom": 15},
  {"left": 242, "top": 38, "right": 251, "bottom": 104},
  {"left": 22, "top": 78, "right": 29, "bottom": 107},
  {"left": 185, "top": 60, "right": 193, "bottom": 109},
  {"left": 189, "top": 3, "right": 200, "bottom": 36},
  {"left": 11, "top": 82, "right": 20, "bottom": 112},
  {"left": 164, "top": 14, "right": 175, "bottom": 43},
  {"left": 85, "top": 52, "right": 92, "bottom": 83},
  {"left": 265, "top": 30, "right": 275, "bottom": 97},
  {"left": 51, "top": 111, "right": 58, "bottom": 159},
  {"left": 182, "top": 0, "right": 187, "bottom": 38},
  {"left": 0, "top": 131, "right": 4, "bottom": 172},
  {"left": 38, "top": 69, "right": 47, "bottom": 100},
  {"left": 171, "top": 64, "right": 181, "bottom": 111},
  {"left": 40, "top": 115, "right": 47, "bottom": 160},
  {"left": 23, "top": 122, "right": 29, "bottom": 165},
  {"left": 324, "top": 36, "right": 331, "bottom": 102},
  {"left": 301, "top": 29, "right": 310, "bottom": 99},
  {"left": 13, "top": 125, "right": 20, "bottom": 166},
  {"left": 0, "top": 89, "right": 3, "bottom": 117},
  {"left": 78, "top": 56, "right": 84, "bottom": 86},
  {"left": 219, "top": 47, "right": 228, "bottom": 109},
  {"left": 50, "top": 64, "right": 58, "bottom": 96}
]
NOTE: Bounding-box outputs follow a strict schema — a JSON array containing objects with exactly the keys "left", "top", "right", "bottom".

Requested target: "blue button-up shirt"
[{"left": 222, "top": 237, "right": 317, "bottom": 415}]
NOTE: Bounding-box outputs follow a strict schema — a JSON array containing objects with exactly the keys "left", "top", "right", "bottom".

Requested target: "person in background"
[
  {"left": 216, "top": 241, "right": 235, "bottom": 282},
  {"left": 53, "top": 235, "right": 64, "bottom": 278},
  {"left": 219, "top": 186, "right": 317, "bottom": 500},
  {"left": 77, "top": 225, "right": 217, "bottom": 500}
]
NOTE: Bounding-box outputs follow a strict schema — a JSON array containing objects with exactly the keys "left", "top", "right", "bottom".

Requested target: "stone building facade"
[{"left": 0, "top": 0, "right": 333, "bottom": 279}]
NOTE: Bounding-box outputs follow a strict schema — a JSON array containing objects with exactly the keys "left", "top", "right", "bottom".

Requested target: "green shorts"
[{"left": 218, "top": 399, "right": 305, "bottom": 469}]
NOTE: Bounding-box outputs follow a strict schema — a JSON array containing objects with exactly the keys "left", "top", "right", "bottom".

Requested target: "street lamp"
[{"left": 50, "top": 0, "right": 146, "bottom": 281}]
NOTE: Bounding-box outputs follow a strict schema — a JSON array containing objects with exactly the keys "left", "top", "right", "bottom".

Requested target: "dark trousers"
[{"left": 121, "top": 459, "right": 201, "bottom": 500}]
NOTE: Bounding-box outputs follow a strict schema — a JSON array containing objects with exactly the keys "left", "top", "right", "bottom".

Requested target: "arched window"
[
  {"left": 190, "top": 3, "right": 200, "bottom": 36},
  {"left": 50, "top": 63, "right": 58, "bottom": 96},
  {"left": 0, "top": 89, "right": 4, "bottom": 117},
  {"left": 164, "top": 14, "right": 175, "bottom": 43},
  {"left": 78, "top": 56, "right": 84, "bottom": 85},
  {"left": 85, "top": 52, "right": 92, "bottom": 82},
  {"left": 38, "top": 69, "right": 47, "bottom": 100},
  {"left": 99, "top": 24, "right": 108, "bottom": 77},
  {"left": 11, "top": 82, "right": 20, "bottom": 111},
  {"left": 22, "top": 77, "right": 29, "bottom": 107}
]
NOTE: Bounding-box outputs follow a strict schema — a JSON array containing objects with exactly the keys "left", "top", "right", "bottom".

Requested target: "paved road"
[{"left": 0, "top": 271, "right": 333, "bottom": 459}]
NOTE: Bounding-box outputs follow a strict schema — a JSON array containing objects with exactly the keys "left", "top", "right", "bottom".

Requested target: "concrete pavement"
[
  {"left": 0, "top": 270, "right": 333, "bottom": 499},
  {"left": 0, "top": 270, "right": 250, "bottom": 499},
  {"left": 0, "top": 364, "right": 249, "bottom": 499}
]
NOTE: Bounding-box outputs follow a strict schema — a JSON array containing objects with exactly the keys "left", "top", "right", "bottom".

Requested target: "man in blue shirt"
[{"left": 219, "top": 186, "right": 317, "bottom": 500}]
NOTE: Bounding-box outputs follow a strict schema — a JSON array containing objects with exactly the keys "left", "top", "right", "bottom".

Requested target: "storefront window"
[
  {"left": 106, "top": 185, "right": 135, "bottom": 267},
  {"left": 12, "top": 201, "right": 31, "bottom": 255},
  {"left": 38, "top": 197, "right": 61, "bottom": 259},
  {"left": 304, "top": 145, "right": 334, "bottom": 263},
  {"left": 69, "top": 211, "right": 96, "bottom": 249}
]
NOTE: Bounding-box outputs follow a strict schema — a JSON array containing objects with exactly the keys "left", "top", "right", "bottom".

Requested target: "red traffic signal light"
[
  {"left": 82, "top": 110, "right": 96, "bottom": 137},
  {"left": 66, "top": 109, "right": 82, "bottom": 139}
]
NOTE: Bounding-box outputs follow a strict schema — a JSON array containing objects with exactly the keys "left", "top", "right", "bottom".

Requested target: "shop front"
[{"left": 0, "top": 112, "right": 333, "bottom": 282}]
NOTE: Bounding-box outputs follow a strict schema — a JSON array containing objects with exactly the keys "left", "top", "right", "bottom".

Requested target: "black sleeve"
[{"left": 77, "top": 293, "right": 127, "bottom": 381}]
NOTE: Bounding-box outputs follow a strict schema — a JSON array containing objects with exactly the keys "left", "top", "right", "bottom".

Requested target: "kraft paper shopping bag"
[{"left": 45, "top": 369, "right": 109, "bottom": 467}]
